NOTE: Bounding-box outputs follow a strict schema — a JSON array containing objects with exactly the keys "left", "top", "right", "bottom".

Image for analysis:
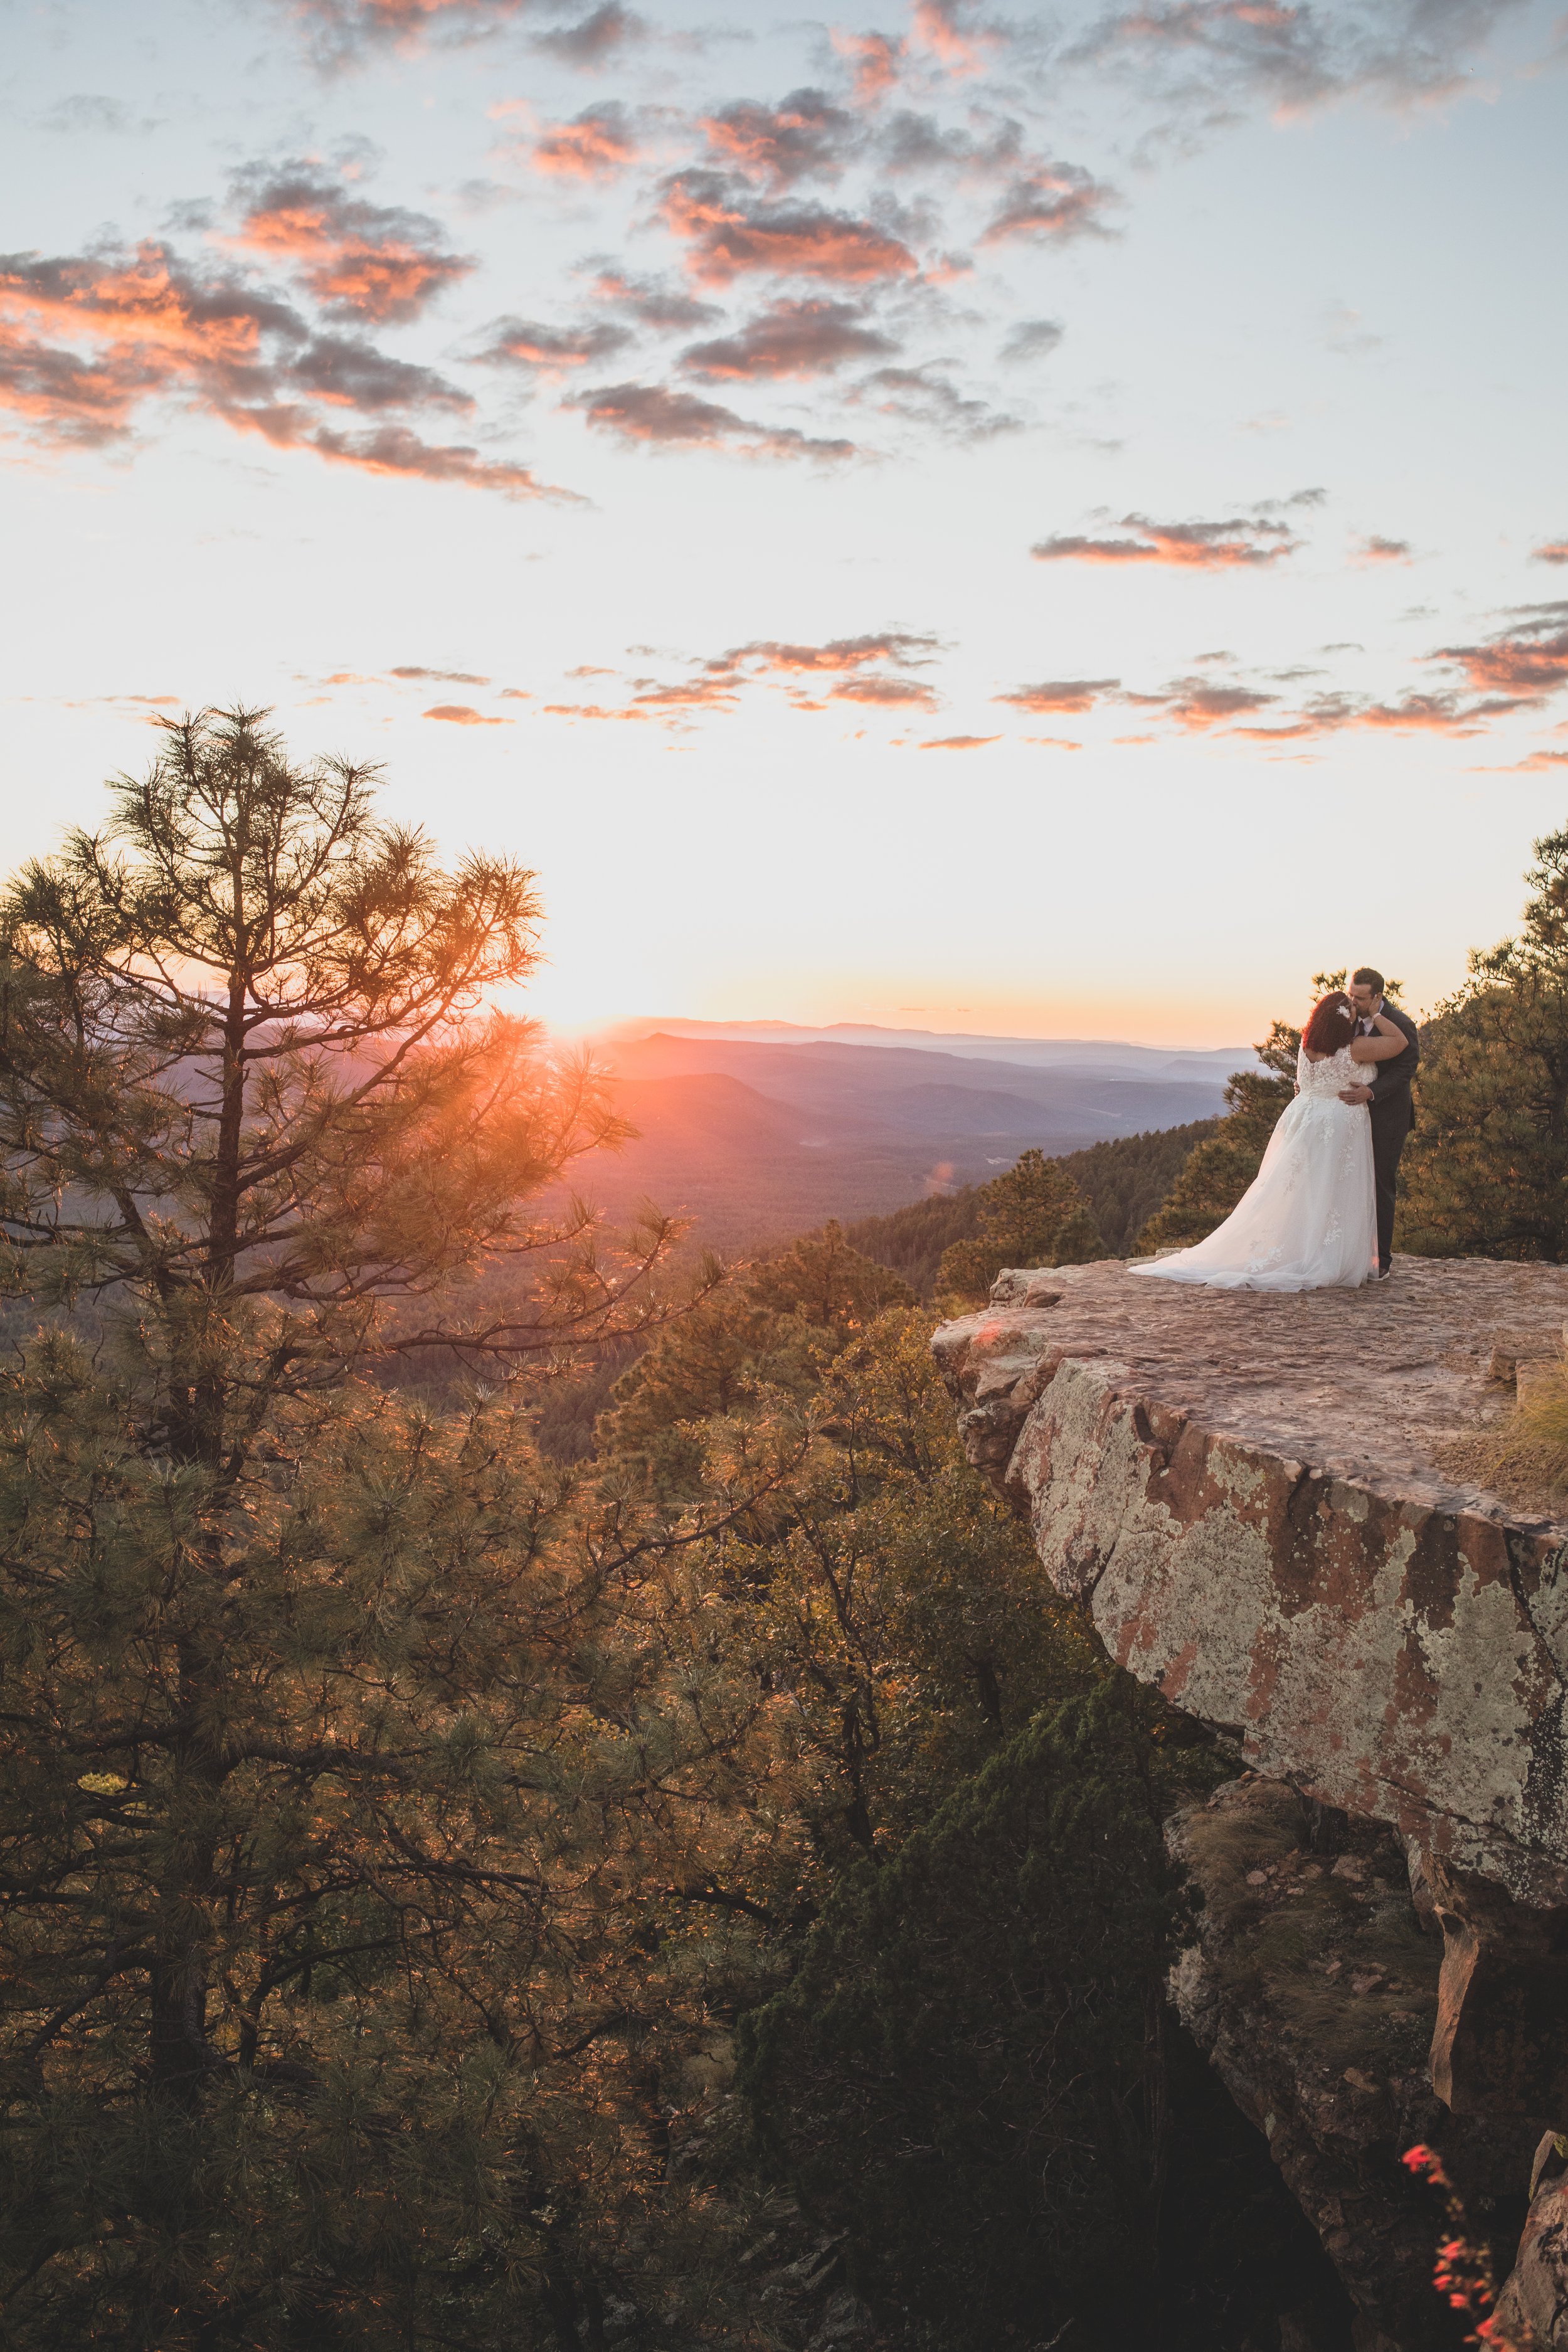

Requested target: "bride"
[{"left": 1130, "top": 990, "right": 1409, "bottom": 1292}]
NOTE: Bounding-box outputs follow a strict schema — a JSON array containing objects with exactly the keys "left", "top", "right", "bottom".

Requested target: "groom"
[{"left": 1339, "top": 966, "right": 1419, "bottom": 1279}]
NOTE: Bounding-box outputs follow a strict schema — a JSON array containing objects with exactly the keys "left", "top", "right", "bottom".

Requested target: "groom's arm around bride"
[{"left": 1340, "top": 967, "right": 1419, "bottom": 1276}]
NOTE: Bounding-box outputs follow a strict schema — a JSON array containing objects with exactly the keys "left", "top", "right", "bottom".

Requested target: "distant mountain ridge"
[
  {"left": 598, "top": 1016, "right": 1258, "bottom": 1083},
  {"left": 559, "top": 1027, "right": 1251, "bottom": 1256}
]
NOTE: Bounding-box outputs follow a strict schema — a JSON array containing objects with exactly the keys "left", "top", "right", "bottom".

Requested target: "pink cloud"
[
  {"left": 1349, "top": 533, "right": 1411, "bottom": 565},
  {"left": 1534, "top": 540, "right": 1568, "bottom": 566},
  {"left": 909, "top": 0, "right": 998, "bottom": 77},
  {"left": 679, "top": 297, "right": 896, "bottom": 381},
  {"left": 980, "top": 163, "right": 1116, "bottom": 244},
  {"left": 830, "top": 29, "right": 903, "bottom": 102},
  {"left": 830, "top": 674, "right": 940, "bottom": 707},
  {"left": 1434, "top": 605, "right": 1568, "bottom": 702},
  {"left": 227, "top": 162, "right": 472, "bottom": 324},
  {"left": 1032, "top": 511, "right": 1302, "bottom": 567},
  {"left": 423, "top": 702, "right": 509, "bottom": 723},
  {"left": 699, "top": 92, "right": 861, "bottom": 189},
  {"left": 724, "top": 631, "right": 940, "bottom": 674},
  {"left": 995, "top": 677, "right": 1119, "bottom": 713},
  {"left": 0, "top": 240, "right": 573, "bottom": 499},
  {"left": 528, "top": 105, "right": 640, "bottom": 181},
  {"left": 919, "top": 732, "right": 999, "bottom": 748},
  {"left": 566, "top": 378, "right": 857, "bottom": 461},
  {"left": 659, "top": 172, "right": 919, "bottom": 288}
]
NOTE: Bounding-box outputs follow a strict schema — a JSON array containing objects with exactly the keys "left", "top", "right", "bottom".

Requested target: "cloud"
[
  {"left": 583, "top": 266, "right": 720, "bottom": 331},
  {"left": 1031, "top": 509, "right": 1304, "bottom": 566},
  {"left": 920, "top": 732, "right": 999, "bottom": 747},
  {"left": 498, "top": 102, "right": 640, "bottom": 179},
  {"left": 566, "top": 378, "right": 857, "bottom": 460},
  {"left": 909, "top": 0, "right": 1000, "bottom": 77},
  {"left": 1481, "top": 748, "right": 1568, "bottom": 771},
  {"left": 831, "top": 29, "right": 903, "bottom": 103},
  {"left": 723, "top": 631, "right": 941, "bottom": 674},
  {"left": 475, "top": 314, "right": 634, "bottom": 374},
  {"left": 1064, "top": 0, "right": 1520, "bottom": 119},
  {"left": 423, "top": 702, "right": 509, "bottom": 723},
  {"left": 995, "top": 677, "right": 1119, "bottom": 713},
  {"left": 287, "top": 0, "right": 535, "bottom": 66},
  {"left": 700, "top": 90, "right": 862, "bottom": 189},
  {"left": 532, "top": 2, "right": 645, "bottom": 66},
  {"left": 391, "top": 665, "right": 491, "bottom": 681},
  {"left": 980, "top": 162, "right": 1116, "bottom": 243},
  {"left": 829, "top": 674, "right": 940, "bottom": 706},
  {"left": 856, "top": 361, "right": 1020, "bottom": 440},
  {"left": 876, "top": 109, "right": 1025, "bottom": 178},
  {"left": 0, "top": 237, "right": 579, "bottom": 498},
  {"left": 307, "top": 423, "right": 575, "bottom": 497},
  {"left": 998, "top": 315, "right": 1064, "bottom": 364},
  {"left": 659, "top": 172, "right": 920, "bottom": 287},
  {"left": 1350, "top": 532, "right": 1411, "bottom": 564},
  {"left": 40, "top": 93, "right": 146, "bottom": 134},
  {"left": 227, "top": 161, "right": 473, "bottom": 324},
  {"left": 1127, "top": 676, "right": 1278, "bottom": 728},
  {"left": 1431, "top": 604, "right": 1568, "bottom": 702},
  {"left": 1534, "top": 539, "right": 1568, "bottom": 565},
  {"left": 679, "top": 298, "right": 896, "bottom": 381}
]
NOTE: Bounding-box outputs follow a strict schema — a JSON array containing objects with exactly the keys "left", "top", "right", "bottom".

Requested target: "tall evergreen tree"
[
  {"left": 0, "top": 711, "right": 741, "bottom": 2346},
  {"left": 1399, "top": 827, "right": 1568, "bottom": 1259},
  {"left": 936, "top": 1148, "right": 1103, "bottom": 1303}
]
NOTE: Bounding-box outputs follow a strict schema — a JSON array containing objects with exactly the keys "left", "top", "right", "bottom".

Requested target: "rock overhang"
[{"left": 933, "top": 1255, "right": 1568, "bottom": 1910}]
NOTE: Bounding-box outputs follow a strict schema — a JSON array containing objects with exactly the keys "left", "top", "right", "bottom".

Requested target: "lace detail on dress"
[
  {"left": 1296, "top": 1043, "right": 1364, "bottom": 1099},
  {"left": 1127, "top": 1040, "right": 1377, "bottom": 1291}
]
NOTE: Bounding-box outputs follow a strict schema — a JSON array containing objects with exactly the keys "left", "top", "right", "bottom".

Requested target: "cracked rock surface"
[
  {"left": 1168, "top": 1774, "right": 1537, "bottom": 2351},
  {"left": 933, "top": 1255, "right": 1568, "bottom": 1906}
]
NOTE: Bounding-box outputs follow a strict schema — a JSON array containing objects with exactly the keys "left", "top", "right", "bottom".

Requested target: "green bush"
[{"left": 738, "top": 1688, "right": 1179, "bottom": 2350}]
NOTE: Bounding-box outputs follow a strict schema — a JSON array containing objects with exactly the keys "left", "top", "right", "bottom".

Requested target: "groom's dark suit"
[{"left": 1355, "top": 1001, "right": 1419, "bottom": 1273}]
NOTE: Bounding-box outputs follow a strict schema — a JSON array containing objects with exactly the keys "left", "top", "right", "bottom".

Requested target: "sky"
[{"left": 2, "top": 0, "right": 1565, "bottom": 1049}]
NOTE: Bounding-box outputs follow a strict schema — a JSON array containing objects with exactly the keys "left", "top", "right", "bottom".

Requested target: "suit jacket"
[{"left": 1359, "top": 1000, "right": 1419, "bottom": 1133}]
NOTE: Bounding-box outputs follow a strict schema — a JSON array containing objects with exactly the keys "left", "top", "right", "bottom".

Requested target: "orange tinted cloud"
[
  {"left": 679, "top": 297, "right": 896, "bottom": 381},
  {"left": 1128, "top": 678, "right": 1277, "bottom": 729},
  {"left": 659, "top": 172, "right": 919, "bottom": 287},
  {"left": 1534, "top": 540, "right": 1568, "bottom": 566},
  {"left": 724, "top": 632, "right": 940, "bottom": 674},
  {"left": 920, "top": 733, "right": 999, "bottom": 748},
  {"left": 476, "top": 315, "right": 633, "bottom": 376},
  {"left": 1433, "top": 605, "right": 1568, "bottom": 702},
  {"left": 0, "top": 240, "right": 573, "bottom": 498},
  {"left": 292, "top": 0, "right": 531, "bottom": 63},
  {"left": 980, "top": 163, "right": 1115, "bottom": 243},
  {"left": 1032, "top": 510, "right": 1302, "bottom": 566},
  {"left": 830, "top": 29, "right": 903, "bottom": 103},
  {"left": 423, "top": 702, "right": 509, "bottom": 723},
  {"left": 525, "top": 105, "right": 640, "bottom": 181},
  {"left": 699, "top": 92, "right": 860, "bottom": 189},
  {"left": 228, "top": 163, "right": 473, "bottom": 324},
  {"left": 830, "top": 674, "right": 940, "bottom": 707},
  {"left": 567, "top": 378, "right": 856, "bottom": 460},
  {"left": 910, "top": 0, "right": 997, "bottom": 77},
  {"left": 995, "top": 677, "right": 1119, "bottom": 712},
  {"left": 1349, "top": 532, "right": 1411, "bottom": 564}
]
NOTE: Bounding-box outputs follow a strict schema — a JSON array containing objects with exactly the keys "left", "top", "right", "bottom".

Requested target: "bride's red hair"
[{"left": 1301, "top": 990, "right": 1356, "bottom": 1056}]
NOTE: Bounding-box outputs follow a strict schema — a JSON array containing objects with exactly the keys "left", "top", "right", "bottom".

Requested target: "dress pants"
[{"left": 1369, "top": 1100, "right": 1411, "bottom": 1272}]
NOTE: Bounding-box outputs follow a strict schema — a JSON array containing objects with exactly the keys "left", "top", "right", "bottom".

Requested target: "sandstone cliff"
[{"left": 934, "top": 1254, "right": 1568, "bottom": 2348}]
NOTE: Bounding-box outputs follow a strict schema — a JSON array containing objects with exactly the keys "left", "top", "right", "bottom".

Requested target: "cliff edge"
[{"left": 935, "top": 1253, "right": 1568, "bottom": 2343}]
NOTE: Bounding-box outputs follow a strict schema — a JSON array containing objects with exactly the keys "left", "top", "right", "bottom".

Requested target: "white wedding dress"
[{"left": 1130, "top": 1044, "right": 1378, "bottom": 1292}]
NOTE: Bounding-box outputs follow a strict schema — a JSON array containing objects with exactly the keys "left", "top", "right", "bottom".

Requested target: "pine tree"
[
  {"left": 935, "top": 1149, "right": 1103, "bottom": 1303},
  {"left": 0, "top": 710, "right": 742, "bottom": 2346},
  {"left": 1399, "top": 828, "right": 1568, "bottom": 1259},
  {"left": 737, "top": 1688, "right": 1180, "bottom": 2351}
]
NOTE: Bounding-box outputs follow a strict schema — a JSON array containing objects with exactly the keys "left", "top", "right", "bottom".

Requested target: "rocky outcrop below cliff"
[{"left": 934, "top": 1254, "right": 1568, "bottom": 2349}]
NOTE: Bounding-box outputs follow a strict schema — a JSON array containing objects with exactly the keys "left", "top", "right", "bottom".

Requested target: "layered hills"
[{"left": 569, "top": 1028, "right": 1249, "bottom": 1253}]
